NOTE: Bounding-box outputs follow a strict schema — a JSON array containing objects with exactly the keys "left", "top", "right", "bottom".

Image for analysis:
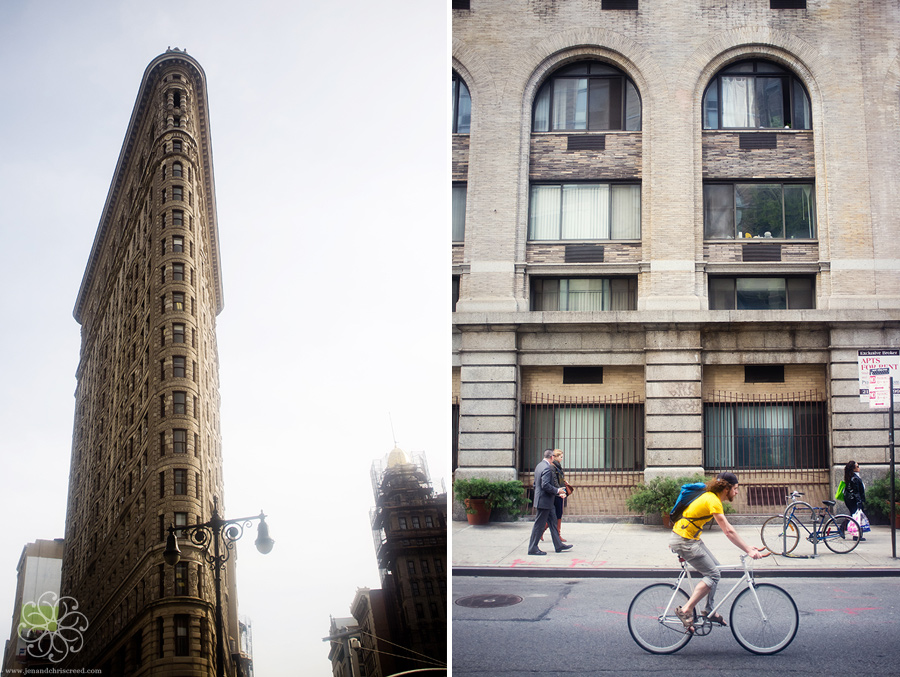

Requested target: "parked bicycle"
[
  {"left": 627, "top": 551, "right": 798, "bottom": 655},
  {"left": 760, "top": 491, "right": 862, "bottom": 555}
]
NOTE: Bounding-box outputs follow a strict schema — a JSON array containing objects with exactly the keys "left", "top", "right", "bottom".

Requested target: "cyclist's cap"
[{"left": 717, "top": 472, "right": 739, "bottom": 485}]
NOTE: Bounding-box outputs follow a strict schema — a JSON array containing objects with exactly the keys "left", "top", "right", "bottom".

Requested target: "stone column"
[{"left": 643, "top": 329, "right": 704, "bottom": 479}]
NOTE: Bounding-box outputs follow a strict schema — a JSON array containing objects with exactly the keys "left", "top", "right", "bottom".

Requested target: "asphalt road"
[{"left": 452, "top": 576, "right": 900, "bottom": 676}]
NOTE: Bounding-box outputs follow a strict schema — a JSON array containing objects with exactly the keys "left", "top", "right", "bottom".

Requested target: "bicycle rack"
[{"left": 780, "top": 511, "right": 817, "bottom": 558}]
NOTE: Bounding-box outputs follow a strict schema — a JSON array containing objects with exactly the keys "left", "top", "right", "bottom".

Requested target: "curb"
[{"left": 452, "top": 566, "right": 900, "bottom": 579}]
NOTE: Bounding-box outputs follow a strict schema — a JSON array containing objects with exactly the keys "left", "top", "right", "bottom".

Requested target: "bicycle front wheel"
[
  {"left": 822, "top": 515, "right": 861, "bottom": 554},
  {"left": 627, "top": 583, "right": 692, "bottom": 654},
  {"left": 730, "top": 583, "right": 798, "bottom": 655},
  {"left": 760, "top": 515, "right": 800, "bottom": 554}
]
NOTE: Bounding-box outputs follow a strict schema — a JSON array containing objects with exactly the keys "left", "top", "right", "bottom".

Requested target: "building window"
[
  {"left": 398, "top": 516, "right": 408, "bottom": 530},
  {"left": 172, "top": 210, "right": 184, "bottom": 227},
  {"left": 703, "top": 59, "right": 811, "bottom": 130},
  {"left": 173, "top": 116, "right": 181, "bottom": 128},
  {"left": 172, "top": 139, "right": 182, "bottom": 152},
  {"left": 172, "top": 90, "right": 182, "bottom": 108},
  {"left": 173, "top": 356, "right": 186, "bottom": 378},
  {"left": 173, "top": 185, "right": 183, "bottom": 202},
  {"left": 174, "top": 469, "right": 187, "bottom": 495},
  {"left": 172, "top": 162, "right": 183, "bottom": 177},
  {"left": 173, "top": 428, "right": 187, "bottom": 454},
  {"left": 531, "top": 277, "right": 637, "bottom": 311},
  {"left": 425, "top": 515, "right": 434, "bottom": 528},
  {"left": 407, "top": 560, "right": 416, "bottom": 574},
  {"left": 174, "top": 615, "right": 189, "bottom": 656},
  {"left": 708, "top": 277, "right": 815, "bottom": 310},
  {"left": 172, "top": 236, "right": 184, "bottom": 252},
  {"left": 704, "top": 394, "right": 826, "bottom": 470},
  {"left": 771, "top": 0, "right": 806, "bottom": 9},
  {"left": 521, "top": 394, "right": 645, "bottom": 472},
  {"left": 745, "top": 365, "right": 785, "bottom": 383},
  {"left": 529, "top": 183, "right": 640, "bottom": 240},
  {"left": 704, "top": 183, "right": 815, "bottom": 239},
  {"left": 452, "top": 184, "right": 467, "bottom": 242},
  {"left": 174, "top": 512, "right": 187, "bottom": 536},
  {"left": 452, "top": 71, "right": 471, "bottom": 134},
  {"left": 452, "top": 276, "right": 460, "bottom": 312},
  {"left": 533, "top": 61, "right": 641, "bottom": 132},
  {"left": 173, "top": 263, "right": 184, "bottom": 281},
  {"left": 420, "top": 559, "right": 430, "bottom": 574},
  {"left": 159, "top": 471, "right": 165, "bottom": 498},
  {"left": 411, "top": 516, "right": 421, "bottom": 528},
  {"left": 173, "top": 391, "right": 187, "bottom": 415},
  {"left": 172, "top": 292, "right": 185, "bottom": 311},
  {"left": 173, "top": 323, "right": 185, "bottom": 343},
  {"left": 411, "top": 581, "right": 420, "bottom": 595},
  {"left": 175, "top": 562, "right": 188, "bottom": 595},
  {"left": 157, "top": 617, "right": 165, "bottom": 657},
  {"left": 563, "top": 366, "right": 604, "bottom": 384}
]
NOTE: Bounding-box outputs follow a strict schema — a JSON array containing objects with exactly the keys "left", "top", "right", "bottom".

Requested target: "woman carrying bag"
[{"left": 843, "top": 460, "right": 869, "bottom": 542}]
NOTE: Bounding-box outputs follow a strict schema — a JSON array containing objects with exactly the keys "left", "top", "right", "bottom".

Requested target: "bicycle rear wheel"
[
  {"left": 760, "top": 515, "right": 800, "bottom": 554},
  {"left": 822, "top": 515, "right": 861, "bottom": 553},
  {"left": 627, "top": 583, "right": 692, "bottom": 654},
  {"left": 730, "top": 583, "right": 798, "bottom": 655}
]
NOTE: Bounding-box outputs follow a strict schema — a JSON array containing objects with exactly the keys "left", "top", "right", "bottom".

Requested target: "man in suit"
[{"left": 527, "top": 449, "right": 575, "bottom": 556}]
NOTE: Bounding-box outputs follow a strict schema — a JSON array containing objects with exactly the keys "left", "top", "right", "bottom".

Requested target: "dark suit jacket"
[{"left": 533, "top": 460, "right": 560, "bottom": 510}]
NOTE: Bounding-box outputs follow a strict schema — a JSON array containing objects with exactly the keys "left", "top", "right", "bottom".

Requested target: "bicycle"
[
  {"left": 627, "top": 551, "right": 798, "bottom": 655},
  {"left": 760, "top": 491, "right": 862, "bottom": 555}
]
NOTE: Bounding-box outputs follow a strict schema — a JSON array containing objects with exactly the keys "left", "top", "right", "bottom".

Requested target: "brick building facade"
[
  {"left": 60, "top": 49, "right": 242, "bottom": 674},
  {"left": 452, "top": 1, "right": 900, "bottom": 515}
]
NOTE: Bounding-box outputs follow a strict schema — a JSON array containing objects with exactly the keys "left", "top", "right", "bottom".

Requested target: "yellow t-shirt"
[{"left": 672, "top": 492, "right": 723, "bottom": 540}]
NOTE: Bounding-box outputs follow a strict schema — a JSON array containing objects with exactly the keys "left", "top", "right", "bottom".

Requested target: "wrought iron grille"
[{"left": 704, "top": 390, "right": 829, "bottom": 514}]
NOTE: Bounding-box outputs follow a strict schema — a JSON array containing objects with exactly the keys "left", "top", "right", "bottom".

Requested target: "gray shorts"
[{"left": 669, "top": 532, "right": 721, "bottom": 590}]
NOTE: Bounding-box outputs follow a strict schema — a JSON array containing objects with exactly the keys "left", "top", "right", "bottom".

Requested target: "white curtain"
[
  {"left": 561, "top": 278, "right": 607, "bottom": 311},
  {"left": 555, "top": 407, "right": 604, "bottom": 470},
  {"left": 529, "top": 185, "right": 561, "bottom": 239},
  {"left": 611, "top": 184, "right": 640, "bottom": 239},
  {"left": 552, "top": 78, "right": 588, "bottom": 130},
  {"left": 562, "top": 184, "right": 608, "bottom": 239},
  {"left": 452, "top": 185, "right": 467, "bottom": 242},
  {"left": 721, "top": 76, "right": 754, "bottom": 128}
]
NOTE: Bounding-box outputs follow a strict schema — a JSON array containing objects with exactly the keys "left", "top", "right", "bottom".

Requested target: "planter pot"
[{"left": 464, "top": 498, "right": 491, "bottom": 525}]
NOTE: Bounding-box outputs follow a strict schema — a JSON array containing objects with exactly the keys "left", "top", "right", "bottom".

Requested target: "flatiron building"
[{"left": 59, "top": 49, "right": 243, "bottom": 675}]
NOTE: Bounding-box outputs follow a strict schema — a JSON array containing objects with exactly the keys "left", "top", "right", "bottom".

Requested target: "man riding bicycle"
[{"left": 669, "top": 472, "right": 763, "bottom": 633}]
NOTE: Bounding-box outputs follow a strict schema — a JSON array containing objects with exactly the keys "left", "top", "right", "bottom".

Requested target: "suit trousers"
[{"left": 528, "top": 503, "right": 563, "bottom": 553}]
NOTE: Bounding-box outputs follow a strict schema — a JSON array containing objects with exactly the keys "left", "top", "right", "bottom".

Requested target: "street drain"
[{"left": 455, "top": 594, "right": 523, "bottom": 608}]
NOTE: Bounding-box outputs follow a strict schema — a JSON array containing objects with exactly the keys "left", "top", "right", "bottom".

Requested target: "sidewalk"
[{"left": 452, "top": 520, "right": 900, "bottom": 577}]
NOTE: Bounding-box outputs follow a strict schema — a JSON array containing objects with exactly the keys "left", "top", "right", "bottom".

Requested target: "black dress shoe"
[
  {"left": 556, "top": 544, "right": 574, "bottom": 552},
  {"left": 528, "top": 550, "right": 547, "bottom": 556}
]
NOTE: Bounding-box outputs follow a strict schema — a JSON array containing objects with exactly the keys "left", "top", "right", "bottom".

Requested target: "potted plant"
[
  {"left": 454, "top": 478, "right": 529, "bottom": 525},
  {"left": 626, "top": 473, "right": 731, "bottom": 526},
  {"left": 865, "top": 471, "right": 900, "bottom": 527}
]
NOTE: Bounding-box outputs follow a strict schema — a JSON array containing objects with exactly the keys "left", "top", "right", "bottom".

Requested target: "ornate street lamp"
[{"left": 164, "top": 497, "right": 273, "bottom": 677}]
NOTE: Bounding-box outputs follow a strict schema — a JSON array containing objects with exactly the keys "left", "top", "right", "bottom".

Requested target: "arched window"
[
  {"left": 452, "top": 71, "right": 471, "bottom": 134},
  {"left": 533, "top": 61, "right": 641, "bottom": 132},
  {"left": 703, "top": 59, "right": 811, "bottom": 130}
]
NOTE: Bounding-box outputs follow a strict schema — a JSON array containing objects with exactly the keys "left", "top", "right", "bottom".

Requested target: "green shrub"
[
  {"left": 625, "top": 473, "right": 734, "bottom": 516},
  {"left": 453, "top": 478, "right": 529, "bottom": 516},
  {"left": 865, "top": 471, "right": 900, "bottom": 519}
]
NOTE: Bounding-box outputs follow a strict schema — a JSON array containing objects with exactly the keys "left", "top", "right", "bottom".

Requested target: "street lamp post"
[{"left": 164, "top": 496, "right": 273, "bottom": 677}]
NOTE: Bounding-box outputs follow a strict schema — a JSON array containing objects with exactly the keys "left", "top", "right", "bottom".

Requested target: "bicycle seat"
[{"left": 822, "top": 500, "right": 835, "bottom": 507}]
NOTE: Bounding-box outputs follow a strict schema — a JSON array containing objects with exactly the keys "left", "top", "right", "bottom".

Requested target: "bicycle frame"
[{"left": 665, "top": 554, "right": 766, "bottom": 633}]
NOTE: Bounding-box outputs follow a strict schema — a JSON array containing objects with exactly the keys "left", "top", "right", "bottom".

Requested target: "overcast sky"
[{"left": 0, "top": 1, "right": 448, "bottom": 674}]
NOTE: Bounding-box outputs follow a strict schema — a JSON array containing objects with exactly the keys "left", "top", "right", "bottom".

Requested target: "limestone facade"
[
  {"left": 61, "top": 50, "right": 240, "bottom": 674},
  {"left": 452, "top": 1, "right": 900, "bottom": 515}
]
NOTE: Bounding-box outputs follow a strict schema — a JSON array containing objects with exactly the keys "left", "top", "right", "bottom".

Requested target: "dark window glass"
[
  {"left": 452, "top": 184, "right": 467, "bottom": 242},
  {"left": 703, "top": 183, "right": 815, "bottom": 239},
  {"left": 174, "top": 469, "right": 187, "bottom": 495},
  {"left": 173, "top": 391, "right": 186, "bottom": 415},
  {"left": 173, "top": 428, "right": 187, "bottom": 454},
  {"left": 563, "top": 367, "right": 604, "bottom": 384},
  {"left": 703, "top": 59, "right": 810, "bottom": 130},
  {"left": 452, "top": 72, "right": 471, "bottom": 134},
  {"left": 534, "top": 61, "right": 640, "bottom": 132},
  {"left": 745, "top": 365, "right": 785, "bottom": 383},
  {"left": 708, "top": 277, "right": 815, "bottom": 310},
  {"left": 173, "top": 356, "right": 186, "bottom": 378},
  {"left": 174, "top": 615, "right": 189, "bottom": 656},
  {"left": 175, "top": 562, "right": 188, "bottom": 595}
]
